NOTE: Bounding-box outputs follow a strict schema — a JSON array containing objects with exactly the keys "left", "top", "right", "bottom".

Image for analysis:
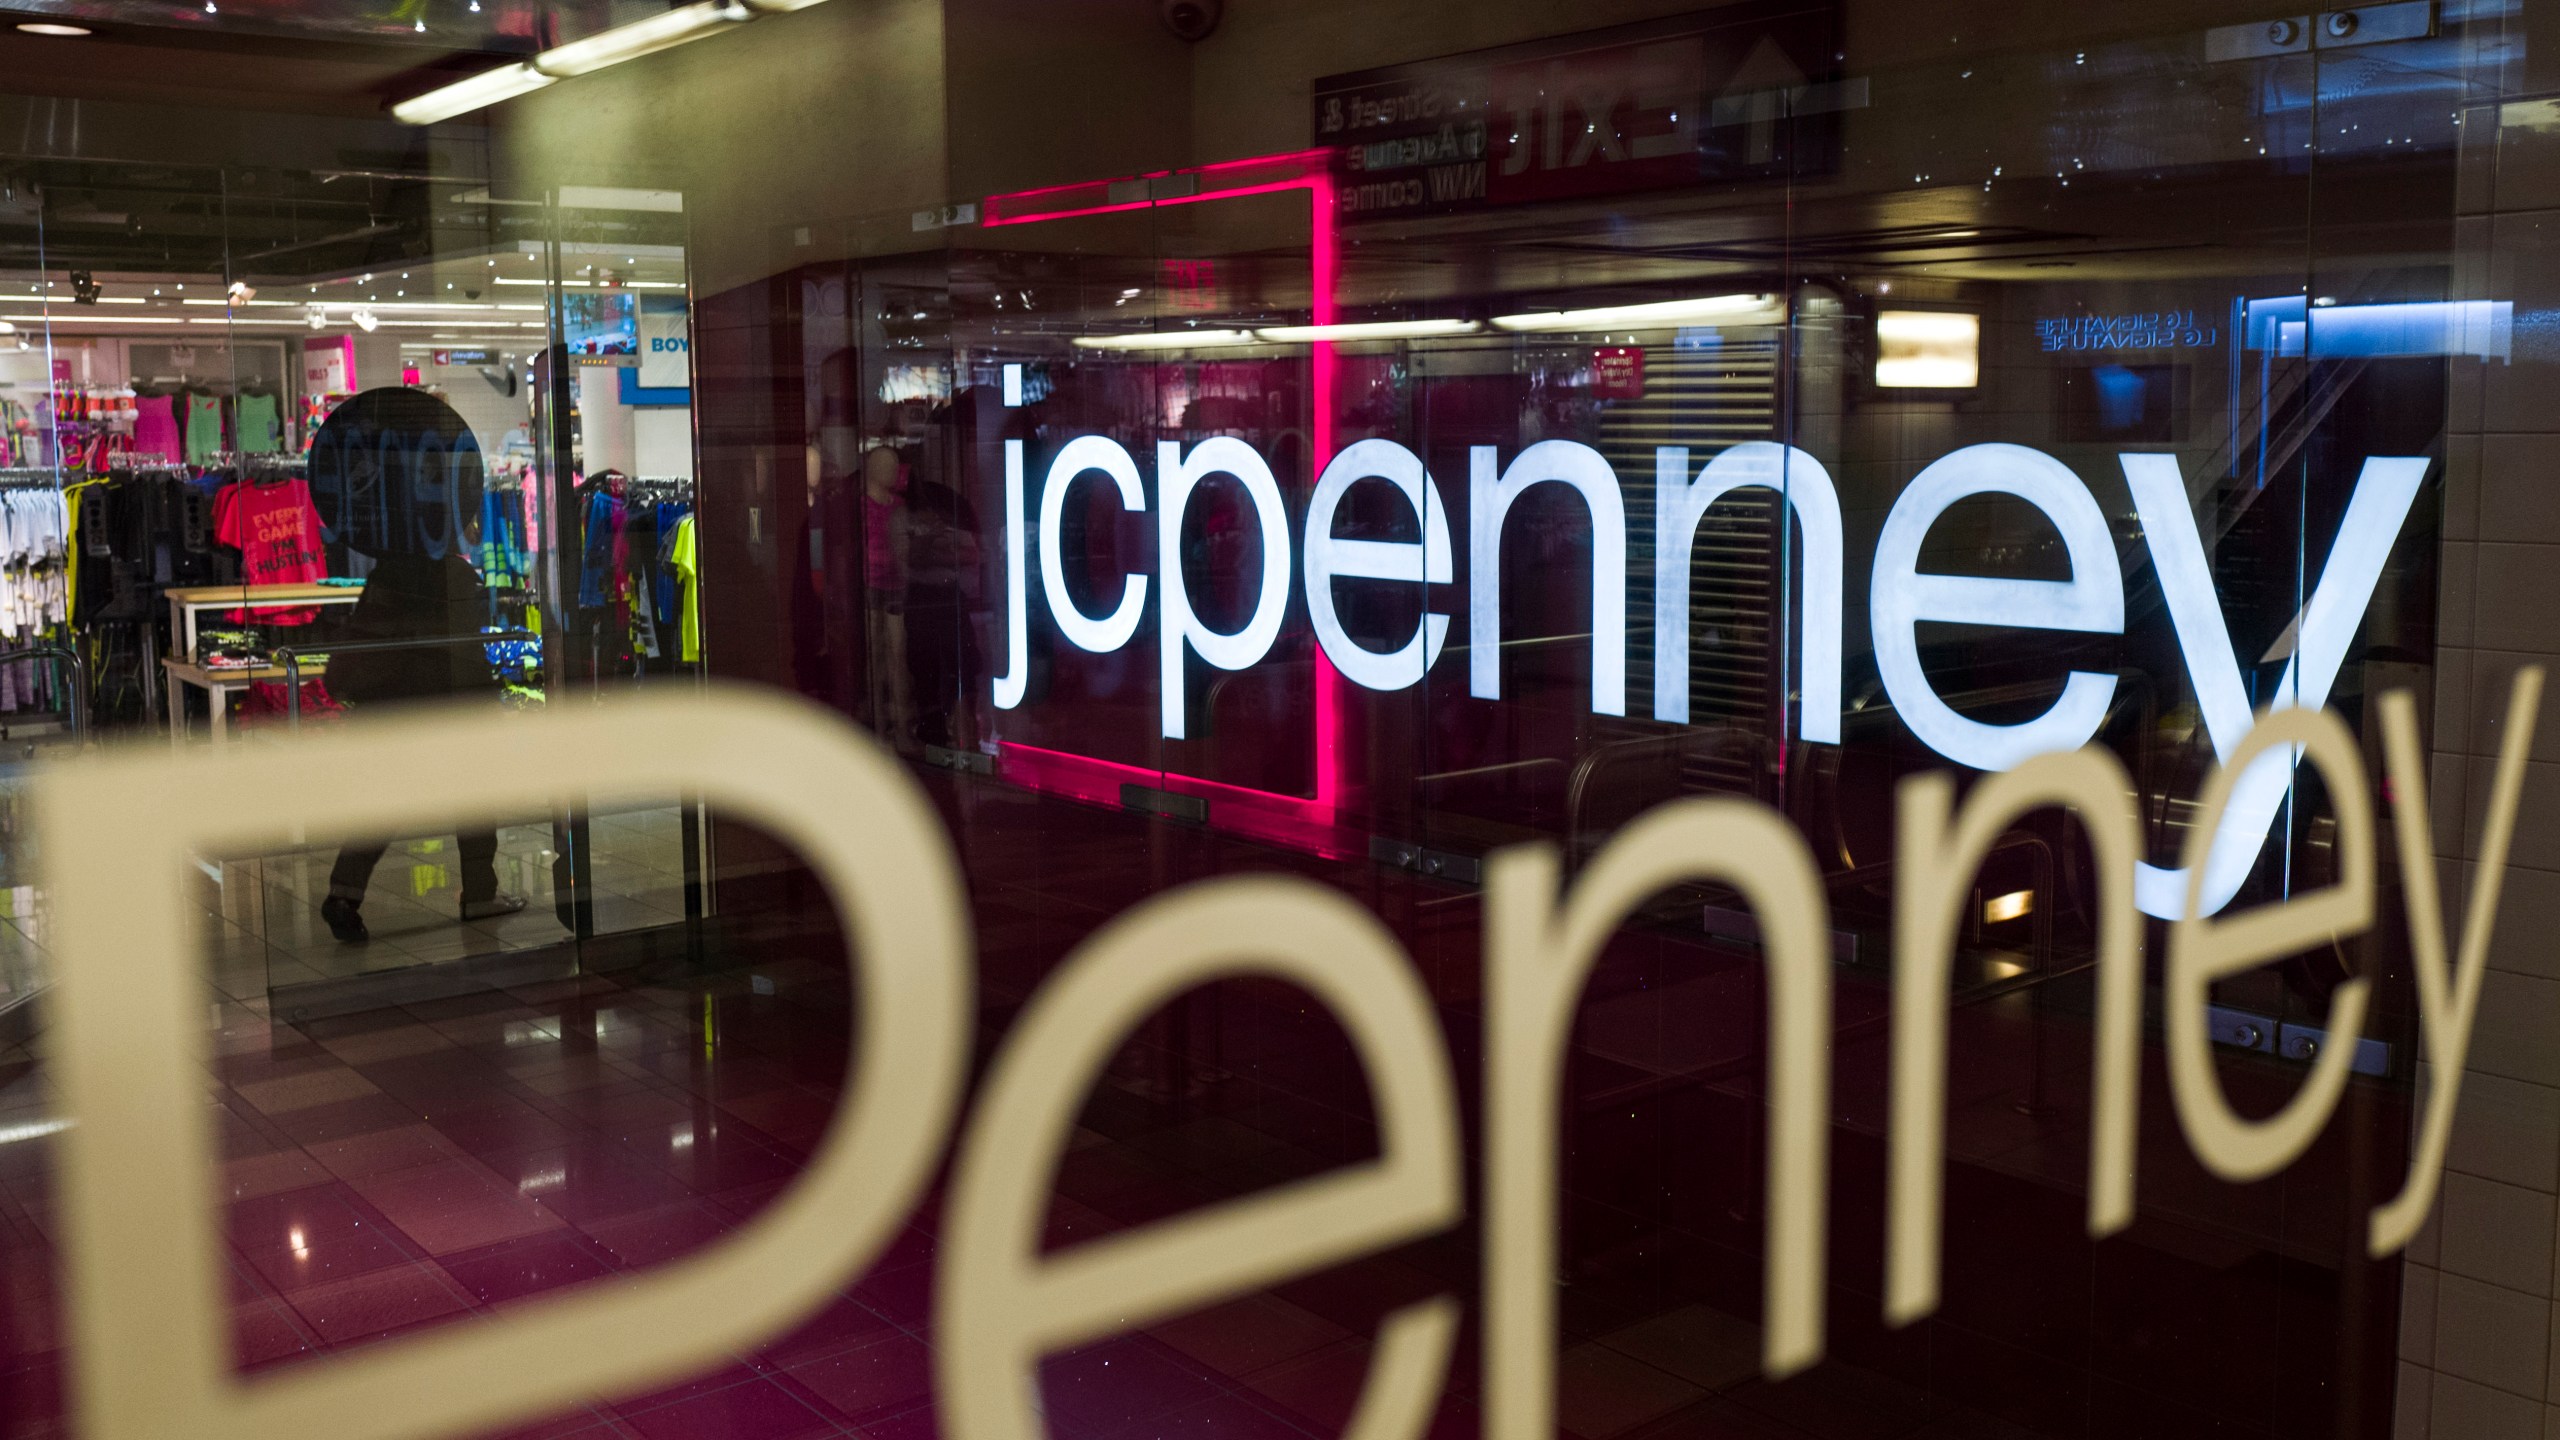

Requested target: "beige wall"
[
  {"left": 491, "top": 0, "right": 950, "bottom": 291},
  {"left": 943, "top": 0, "right": 1197, "bottom": 199},
  {"left": 2394, "top": 7, "right": 2560, "bottom": 1433}
]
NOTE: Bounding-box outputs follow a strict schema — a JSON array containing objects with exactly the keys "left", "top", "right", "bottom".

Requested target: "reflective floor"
[
  {"left": 0, "top": 778, "right": 2384, "bottom": 1439},
  {"left": 201, "top": 804, "right": 694, "bottom": 997}
]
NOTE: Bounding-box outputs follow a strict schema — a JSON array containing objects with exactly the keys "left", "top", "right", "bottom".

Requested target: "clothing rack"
[
  {"left": 217, "top": 452, "right": 306, "bottom": 475},
  {"left": 625, "top": 475, "right": 694, "bottom": 504}
]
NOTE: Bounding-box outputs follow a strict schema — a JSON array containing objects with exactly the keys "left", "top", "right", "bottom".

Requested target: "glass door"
[{"left": 535, "top": 185, "right": 708, "bottom": 954}]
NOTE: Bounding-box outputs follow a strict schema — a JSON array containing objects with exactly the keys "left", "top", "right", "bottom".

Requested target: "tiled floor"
[
  {"left": 0, "top": 772, "right": 2396, "bottom": 1439},
  {"left": 196, "top": 804, "right": 694, "bottom": 996}
]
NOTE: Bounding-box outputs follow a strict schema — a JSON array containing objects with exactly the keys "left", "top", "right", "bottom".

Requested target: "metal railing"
[{"left": 0, "top": 645, "right": 90, "bottom": 750}]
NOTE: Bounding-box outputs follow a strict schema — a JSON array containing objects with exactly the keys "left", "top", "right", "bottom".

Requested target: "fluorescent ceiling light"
[
  {"left": 1490, "top": 293, "right": 1782, "bottom": 333},
  {"left": 391, "top": 63, "right": 557, "bottom": 126},
  {"left": 217, "top": 298, "right": 540, "bottom": 314},
  {"left": 306, "top": 301, "right": 542, "bottom": 314},
  {"left": 14, "top": 22, "right": 92, "bottom": 36},
  {"left": 1874, "top": 309, "right": 1979, "bottom": 388},
  {"left": 532, "top": 241, "right": 687, "bottom": 260},
  {"left": 494, "top": 277, "right": 686, "bottom": 288},
  {"left": 1072, "top": 330, "right": 1258, "bottom": 351},
  {"left": 397, "top": 3, "right": 828, "bottom": 125},
  {"left": 1254, "top": 319, "right": 1484, "bottom": 343},
  {"left": 555, "top": 186, "right": 685, "bottom": 213},
  {"left": 0, "top": 313, "right": 217, "bottom": 325},
  {"left": 535, "top": 0, "right": 748, "bottom": 78},
  {"left": 0, "top": 1117, "right": 70, "bottom": 1145},
  {"left": 0, "top": 313, "right": 309, "bottom": 328}
]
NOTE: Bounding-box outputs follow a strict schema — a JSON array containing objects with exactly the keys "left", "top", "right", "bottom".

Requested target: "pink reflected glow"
[{"left": 981, "top": 149, "right": 1352, "bottom": 846}]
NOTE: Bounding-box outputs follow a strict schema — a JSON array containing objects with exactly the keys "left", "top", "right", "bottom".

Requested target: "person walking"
[{"left": 316, "top": 542, "right": 529, "bottom": 943}]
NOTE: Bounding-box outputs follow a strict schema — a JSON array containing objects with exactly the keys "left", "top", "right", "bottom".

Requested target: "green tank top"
[
  {"left": 235, "top": 392, "right": 281, "bottom": 454},
  {"left": 184, "top": 392, "right": 224, "bottom": 464}
]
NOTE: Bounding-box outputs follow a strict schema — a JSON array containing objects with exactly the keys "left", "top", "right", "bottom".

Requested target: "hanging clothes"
[
  {"left": 652, "top": 500, "right": 690, "bottom": 619},
  {"left": 183, "top": 392, "right": 225, "bottom": 465},
  {"left": 132, "top": 395, "right": 183, "bottom": 464},
  {"left": 0, "top": 488, "right": 69, "bottom": 642},
  {"left": 576, "top": 482, "right": 627, "bottom": 610},
  {"left": 60, "top": 477, "right": 100, "bottom": 625},
  {"left": 479, "top": 486, "right": 531, "bottom": 587},
  {"left": 0, "top": 486, "right": 69, "bottom": 713},
  {"left": 300, "top": 394, "right": 335, "bottom": 453},
  {"left": 234, "top": 392, "right": 283, "bottom": 455},
  {"left": 666, "top": 513, "right": 700, "bottom": 663},
  {"left": 212, "top": 476, "right": 329, "bottom": 621}
]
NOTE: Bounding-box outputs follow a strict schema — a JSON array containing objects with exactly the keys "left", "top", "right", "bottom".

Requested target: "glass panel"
[
  {"left": 0, "top": 3, "right": 2539, "bottom": 1438},
  {"left": 539, "top": 189, "right": 705, "bottom": 941},
  {"left": 0, "top": 178, "right": 60, "bottom": 1053},
  {"left": 0, "top": 159, "right": 589, "bottom": 1000}
]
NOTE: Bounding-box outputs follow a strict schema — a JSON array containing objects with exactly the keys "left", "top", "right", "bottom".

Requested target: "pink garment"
[
  {"left": 214, "top": 477, "right": 329, "bottom": 623},
  {"left": 864, "top": 494, "right": 897, "bottom": 591},
  {"left": 132, "top": 394, "right": 182, "bottom": 463}
]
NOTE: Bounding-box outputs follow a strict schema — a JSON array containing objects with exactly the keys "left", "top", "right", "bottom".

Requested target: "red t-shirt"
[{"left": 214, "top": 478, "right": 329, "bottom": 623}]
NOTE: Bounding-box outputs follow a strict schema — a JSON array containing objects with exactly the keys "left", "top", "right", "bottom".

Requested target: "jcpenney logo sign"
[{"left": 990, "top": 432, "right": 2430, "bottom": 921}]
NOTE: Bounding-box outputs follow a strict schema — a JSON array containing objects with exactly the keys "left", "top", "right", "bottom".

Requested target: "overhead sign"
[
  {"left": 302, "top": 333, "right": 355, "bottom": 396},
  {"left": 1592, "top": 345, "right": 1645, "bottom": 398},
  {"left": 636, "top": 295, "right": 691, "bottom": 391},
  {"left": 1313, "top": 2, "right": 1847, "bottom": 220},
  {"left": 2036, "top": 309, "right": 2219, "bottom": 352}
]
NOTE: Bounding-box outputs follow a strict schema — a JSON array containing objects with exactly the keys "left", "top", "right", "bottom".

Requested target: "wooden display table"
[
  {"left": 163, "top": 582, "right": 362, "bottom": 664},
  {"left": 161, "top": 657, "right": 327, "bottom": 749}
]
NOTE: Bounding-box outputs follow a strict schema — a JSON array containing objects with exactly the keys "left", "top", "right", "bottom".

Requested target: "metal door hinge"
[{"left": 1370, "top": 836, "right": 1483, "bottom": 885}]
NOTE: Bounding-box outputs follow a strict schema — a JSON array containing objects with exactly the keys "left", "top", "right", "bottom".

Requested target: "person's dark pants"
[{"left": 329, "top": 829, "right": 500, "bottom": 907}]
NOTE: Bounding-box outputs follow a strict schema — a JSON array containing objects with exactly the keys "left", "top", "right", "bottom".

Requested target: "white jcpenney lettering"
[
  {"left": 2122, "top": 453, "right": 2429, "bottom": 917},
  {"left": 991, "top": 435, "right": 2428, "bottom": 917}
]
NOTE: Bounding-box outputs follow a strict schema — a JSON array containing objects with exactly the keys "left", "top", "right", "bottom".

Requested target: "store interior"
[{"left": 0, "top": 157, "right": 710, "bottom": 1029}]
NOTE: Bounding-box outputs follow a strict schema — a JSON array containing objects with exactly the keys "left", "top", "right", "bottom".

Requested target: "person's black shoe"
[{"left": 319, "top": 895, "right": 369, "bottom": 944}]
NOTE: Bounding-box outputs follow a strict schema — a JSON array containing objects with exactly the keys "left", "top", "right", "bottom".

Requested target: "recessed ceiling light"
[{"left": 15, "top": 21, "right": 94, "bottom": 36}]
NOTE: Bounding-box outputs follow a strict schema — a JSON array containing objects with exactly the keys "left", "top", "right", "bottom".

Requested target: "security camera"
[
  {"left": 463, "top": 285, "right": 482, "bottom": 300},
  {"left": 1160, "top": 0, "right": 1219, "bottom": 42}
]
